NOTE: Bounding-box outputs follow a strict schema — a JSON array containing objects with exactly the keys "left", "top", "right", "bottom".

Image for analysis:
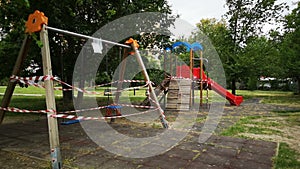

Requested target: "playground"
[
  {"left": 0, "top": 10, "right": 300, "bottom": 169},
  {"left": 0, "top": 91, "right": 299, "bottom": 168}
]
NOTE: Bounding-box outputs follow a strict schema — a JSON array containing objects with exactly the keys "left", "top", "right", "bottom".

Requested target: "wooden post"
[
  {"left": 114, "top": 49, "right": 128, "bottom": 104},
  {"left": 174, "top": 51, "right": 177, "bottom": 77},
  {"left": 169, "top": 51, "right": 173, "bottom": 77},
  {"left": 163, "top": 50, "right": 167, "bottom": 78},
  {"left": 163, "top": 51, "right": 167, "bottom": 108},
  {"left": 40, "top": 25, "right": 62, "bottom": 169},
  {"left": 200, "top": 50, "right": 203, "bottom": 108},
  {"left": 0, "top": 35, "right": 32, "bottom": 124},
  {"left": 131, "top": 44, "right": 168, "bottom": 128},
  {"left": 189, "top": 49, "right": 194, "bottom": 109}
]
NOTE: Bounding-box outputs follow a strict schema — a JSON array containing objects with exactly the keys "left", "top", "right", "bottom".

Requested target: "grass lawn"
[
  {"left": 0, "top": 86, "right": 62, "bottom": 95},
  {"left": 221, "top": 90, "right": 300, "bottom": 169},
  {"left": 274, "top": 143, "right": 300, "bottom": 169},
  {"left": 1, "top": 86, "right": 300, "bottom": 168},
  {"left": 0, "top": 85, "right": 151, "bottom": 120},
  {"left": 237, "top": 90, "right": 300, "bottom": 106},
  {"left": 220, "top": 110, "right": 300, "bottom": 169}
]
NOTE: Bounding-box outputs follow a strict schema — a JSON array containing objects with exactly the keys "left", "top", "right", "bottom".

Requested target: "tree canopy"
[
  {"left": 224, "top": 0, "right": 288, "bottom": 94},
  {"left": 192, "top": 0, "right": 300, "bottom": 93},
  {"left": 280, "top": 2, "right": 300, "bottom": 93},
  {"left": 0, "top": 0, "right": 175, "bottom": 100},
  {"left": 1, "top": 0, "right": 299, "bottom": 96}
]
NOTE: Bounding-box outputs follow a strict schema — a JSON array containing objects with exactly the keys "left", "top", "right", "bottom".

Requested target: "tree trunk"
[
  {"left": 232, "top": 78, "right": 236, "bottom": 95},
  {"left": 76, "top": 48, "right": 86, "bottom": 107},
  {"left": 62, "top": 74, "right": 73, "bottom": 104},
  {"left": 297, "top": 77, "right": 300, "bottom": 95}
]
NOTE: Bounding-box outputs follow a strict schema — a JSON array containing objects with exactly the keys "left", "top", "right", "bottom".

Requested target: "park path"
[
  {"left": 0, "top": 119, "right": 276, "bottom": 169},
  {"left": 1, "top": 99, "right": 297, "bottom": 168}
]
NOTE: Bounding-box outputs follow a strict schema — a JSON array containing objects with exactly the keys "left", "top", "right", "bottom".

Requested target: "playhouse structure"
[{"left": 145, "top": 41, "right": 243, "bottom": 111}]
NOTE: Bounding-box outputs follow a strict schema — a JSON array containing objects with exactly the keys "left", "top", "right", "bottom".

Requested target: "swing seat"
[
  {"left": 105, "top": 105, "right": 122, "bottom": 117},
  {"left": 61, "top": 119, "right": 81, "bottom": 125}
]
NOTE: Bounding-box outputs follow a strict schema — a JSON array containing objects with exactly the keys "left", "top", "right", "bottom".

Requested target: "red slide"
[
  {"left": 194, "top": 68, "right": 243, "bottom": 106},
  {"left": 177, "top": 66, "right": 243, "bottom": 106},
  {"left": 206, "top": 77, "right": 243, "bottom": 106}
]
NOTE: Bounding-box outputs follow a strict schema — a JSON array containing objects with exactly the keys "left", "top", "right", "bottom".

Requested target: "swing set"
[{"left": 0, "top": 10, "right": 168, "bottom": 169}]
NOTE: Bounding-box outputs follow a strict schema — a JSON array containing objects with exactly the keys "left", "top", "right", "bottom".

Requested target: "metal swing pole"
[
  {"left": 45, "top": 26, "right": 131, "bottom": 49},
  {"left": 126, "top": 39, "right": 169, "bottom": 128}
]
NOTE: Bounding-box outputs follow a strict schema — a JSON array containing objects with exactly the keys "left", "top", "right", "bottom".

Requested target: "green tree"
[
  {"left": 281, "top": 2, "right": 300, "bottom": 94},
  {"left": 0, "top": 0, "right": 32, "bottom": 80},
  {"left": 225, "top": 0, "right": 287, "bottom": 94},
  {"left": 0, "top": 0, "right": 175, "bottom": 102},
  {"left": 195, "top": 18, "right": 235, "bottom": 87},
  {"left": 239, "top": 36, "right": 281, "bottom": 89}
]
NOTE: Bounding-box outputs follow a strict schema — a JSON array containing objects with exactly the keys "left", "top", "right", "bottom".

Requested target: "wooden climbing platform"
[{"left": 166, "top": 79, "right": 192, "bottom": 111}]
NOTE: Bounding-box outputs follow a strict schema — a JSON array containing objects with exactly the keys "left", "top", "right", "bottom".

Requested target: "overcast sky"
[{"left": 168, "top": 0, "right": 297, "bottom": 26}]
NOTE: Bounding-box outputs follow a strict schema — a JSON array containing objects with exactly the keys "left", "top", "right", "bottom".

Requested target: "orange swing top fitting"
[{"left": 25, "top": 10, "right": 48, "bottom": 34}]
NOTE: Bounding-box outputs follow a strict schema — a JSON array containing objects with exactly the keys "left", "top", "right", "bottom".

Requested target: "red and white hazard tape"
[
  {"left": 61, "top": 106, "right": 108, "bottom": 114},
  {"left": 59, "top": 104, "right": 154, "bottom": 114},
  {"left": 87, "top": 80, "right": 148, "bottom": 90},
  {"left": 112, "top": 84, "right": 149, "bottom": 94},
  {"left": 117, "top": 103, "right": 154, "bottom": 109},
  {"left": 0, "top": 102, "right": 154, "bottom": 115},
  {"left": 11, "top": 75, "right": 146, "bottom": 86},
  {"left": 23, "top": 80, "right": 45, "bottom": 89},
  {"left": 55, "top": 78, "right": 100, "bottom": 95},
  {"left": 10, "top": 75, "right": 153, "bottom": 96},
  {"left": 10, "top": 75, "right": 55, "bottom": 82},
  {"left": 172, "top": 76, "right": 205, "bottom": 83},
  {"left": 0, "top": 107, "right": 55, "bottom": 114},
  {"left": 50, "top": 108, "right": 159, "bottom": 121},
  {"left": 147, "top": 96, "right": 165, "bottom": 118},
  {"left": 0, "top": 106, "right": 159, "bottom": 121},
  {"left": 10, "top": 75, "right": 48, "bottom": 88},
  {"left": 121, "top": 80, "right": 146, "bottom": 83},
  {"left": 6, "top": 74, "right": 165, "bottom": 123},
  {"left": 171, "top": 76, "right": 192, "bottom": 80}
]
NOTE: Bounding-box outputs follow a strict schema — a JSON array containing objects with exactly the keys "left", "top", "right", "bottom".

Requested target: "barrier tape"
[
  {"left": 78, "top": 80, "right": 147, "bottom": 90},
  {"left": 0, "top": 106, "right": 159, "bottom": 121},
  {"left": 171, "top": 76, "right": 208, "bottom": 83},
  {"left": 148, "top": 96, "right": 165, "bottom": 118},
  {"left": 6, "top": 75, "right": 160, "bottom": 119},
  {"left": 113, "top": 83, "right": 149, "bottom": 94},
  {"left": 59, "top": 104, "right": 154, "bottom": 114},
  {"left": 10, "top": 75, "right": 55, "bottom": 82},
  {"left": 50, "top": 108, "right": 159, "bottom": 121},
  {"left": 0, "top": 107, "right": 55, "bottom": 114},
  {"left": 0, "top": 102, "right": 154, "bottom": 115},
  {"left": 11, "top": 75, "right": 146, "bottom": 87},
  {"left": 117, "top": 103, "right": 153, "bottom": 109},
  {"left": 10, "top": 75, "right": 152, "bottom": 95},
  {"left": 61, "top": 106, "right": 108, "bottom": 114},
  {"left": 171, "top": 76, "right": 192, "bottom": 81}
]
